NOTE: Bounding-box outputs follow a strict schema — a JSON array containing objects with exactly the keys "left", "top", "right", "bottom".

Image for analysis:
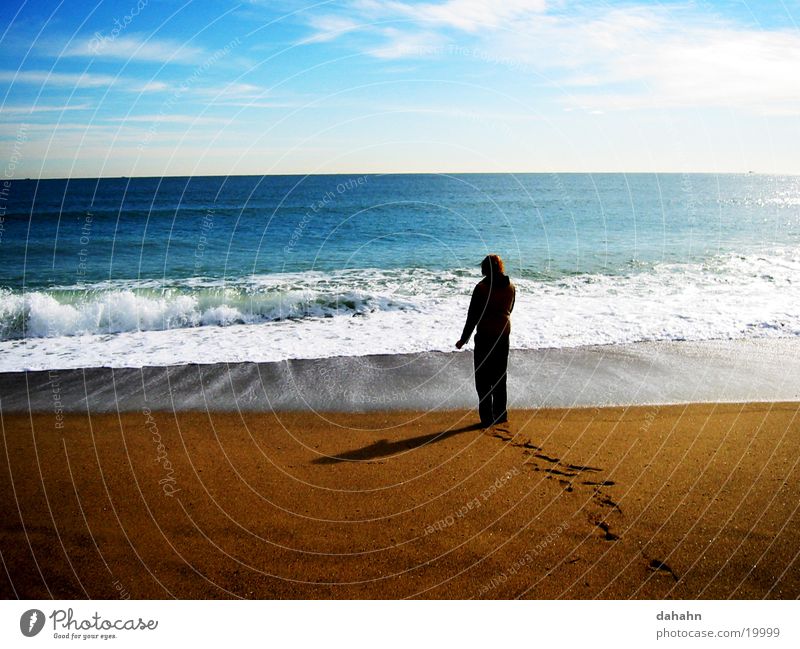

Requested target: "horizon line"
[{"left": 11, "top": 170, "right": 794, "bottom": 181}]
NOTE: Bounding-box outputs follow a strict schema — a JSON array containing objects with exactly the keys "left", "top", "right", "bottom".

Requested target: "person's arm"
[
  {"left": 509, "top": 283, "right": 516, "bottom": 313},
  {"left": 456, "top": 285, "right": 481, "bottom": 348}
]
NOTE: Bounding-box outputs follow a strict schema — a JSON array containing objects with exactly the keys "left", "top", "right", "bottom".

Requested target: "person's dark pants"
[{"left": 474, "top": 333, "right": 510, "bottom": 426}]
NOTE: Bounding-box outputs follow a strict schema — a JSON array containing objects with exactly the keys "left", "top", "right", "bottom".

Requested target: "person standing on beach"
[{"left": 456, "top": 254, "right": 516, "bottom": 427}]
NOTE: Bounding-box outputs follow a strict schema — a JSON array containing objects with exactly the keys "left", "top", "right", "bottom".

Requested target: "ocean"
[{"left": 2, "top": 173, "right": 800, "bottom": 372}]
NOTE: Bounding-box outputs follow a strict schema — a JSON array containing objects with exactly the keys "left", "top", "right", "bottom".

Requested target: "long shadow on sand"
[{"left": 312, "top": 422, "right": 484, "bottom": 464}]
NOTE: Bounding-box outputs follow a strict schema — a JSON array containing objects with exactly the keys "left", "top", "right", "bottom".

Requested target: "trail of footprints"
[
  {"left": 488, "top": 426, "right": 622, "bottom": 537},
  {"left": 489, "top": 426, "right": 677, "bottom": 583}
]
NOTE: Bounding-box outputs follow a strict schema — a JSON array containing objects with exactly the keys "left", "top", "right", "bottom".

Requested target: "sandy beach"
[
  {"left": 5, "top": 0, "right": 800, "bottom": 626},
  {"left": 2, "top": 402, "right": 798, "bottom": 599}
]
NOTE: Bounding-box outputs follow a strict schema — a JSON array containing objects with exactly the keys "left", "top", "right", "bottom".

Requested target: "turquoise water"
[
  {"left": 4, "top": 173, "right": 799, "bottom": 288},
  {"left": 1, "top": 173, "right": 800, "bottom": 370}
]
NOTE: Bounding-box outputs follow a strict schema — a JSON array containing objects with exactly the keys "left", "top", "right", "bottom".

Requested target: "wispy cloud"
[
  {"left": 0, "top": 102, "right": 93, "bottom": 117},
  {"left": 494, "top": 6, "right": 800, "bottom": 113},
  {"left": 208, "top": 99, "right": 303, "bottom": 109},
  {"left": 0, "top": 122, "right": 107, "bottom": 137},
  {"left": 353, "top": 0, "right": 548, "bottom": 32},
  {"left": 138, "top": 80, "right": 170, "bottom": 92},
  {"left": 303, "top": 15, "right": 363, "bottom": 44},
  {"left": 367, "top": 26, "right": 448, "bottom": 59},
  {"left": 63, "top": 34, "right": 206, "bottom": 64},
  {"left": 300, "top": 1, "right": 800, "bottom": 113},
  {"left": 0, "top": 70, "right": 119, "bottom": 88},
  {"left": 0, "top": 69, "right": 171, "bottom": 93},
  {"left": 196, "top": 82, "right": 265, "bottom": 99},
  {"left": 300, "top": 0, "right": 549, "bottom": 48},
  {"left": 104, "top": 114, "right": 232, "bottom": 125}
]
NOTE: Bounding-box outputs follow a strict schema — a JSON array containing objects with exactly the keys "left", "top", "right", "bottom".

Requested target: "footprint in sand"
[
  {"left": 648, "top": 559, "right": 679, "bottom": 581},
  {"left": 558, "top": 479, "right": 575, "bottom": 492},
  {"left": 567, "top": 464, "right": 603, "bottom": 473},
  {"left": 595, "top": 520, "right": 620, "bottom": 541},
  {"left": 489, "top": 429, "right": 625, "bottom": 543},
  {"left": 595, "top": 494, "right": 622, "bottom": 513},
  {"left": 544, "top": 468, "right": 579, "bottom": 477}
]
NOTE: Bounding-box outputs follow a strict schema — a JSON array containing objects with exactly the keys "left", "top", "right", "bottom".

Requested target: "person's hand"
[{"left": 455, "top": 339, "right": 465, "bottom": 349}]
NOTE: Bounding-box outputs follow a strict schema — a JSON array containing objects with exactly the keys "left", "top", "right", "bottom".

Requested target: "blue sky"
[{"left": 1, "top": 0, "right": 799, "bottom": 177}]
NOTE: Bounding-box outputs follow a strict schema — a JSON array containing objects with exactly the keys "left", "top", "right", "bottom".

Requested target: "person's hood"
[{"left": 483, "top": 273, "right": 511, "bottom": 288}]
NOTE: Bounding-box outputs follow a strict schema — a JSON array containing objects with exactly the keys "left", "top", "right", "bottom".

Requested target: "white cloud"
[
  {"left": 0, "top": 122, "right": 97, "bottom": 136},
  {"left": 303, "top": 0, "right": 548, "bottom": 44},
  {"left": 64, "top": 35, "right": 205, "bottom": 64},
  {"left": 0, "top": 70, "right": 118, "bottom": 88},
  {"left": 0, "top": 70, "right": 170, "bottom": 94},
  {"left": 303, "top": 1, "right": 800, "bottom": 113},
  {"left": 300, "top": 0, "right": 549, "bottom": 50},
  {"left": 492, "top": 7, "right": 800, "bottom": 113},
  {"left": 104, "top": 114, "right": 231, "bottom": 125},
  {"left": 0, "top": 103, "right": 93, "bottom": 116},
  {"left": 303, "top": 15, "right": 363, "bottom": 44},
  {"left": 210, "top": 82, "right": 263, "bottom": 98},
  {"left": 367, "top": 27, "right": 448, "bottom": 59},
  {"left": 138, "top": 80, "right": 170, "bottom": 92},
  {"left": 207, "top": 99, "right": 303, "bottom": 109},
  {"left": 354, "top": 0, "right": 548, "bottom": 32}
]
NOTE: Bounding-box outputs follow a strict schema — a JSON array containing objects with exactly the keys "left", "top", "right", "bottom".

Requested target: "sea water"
[{"left": 2, "top": 173, "right": 799, "bottom": 371}]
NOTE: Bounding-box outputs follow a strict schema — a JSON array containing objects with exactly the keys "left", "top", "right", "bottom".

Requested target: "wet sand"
[
  {"left": 1, "top": 403, "right": 799, "bottom": 599},
  {"left": 3, "top": 338, "right": 800, "bottom": 414}
]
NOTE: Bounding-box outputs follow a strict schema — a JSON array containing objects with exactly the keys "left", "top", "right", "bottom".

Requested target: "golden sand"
[{"left": 1, "top": 403, "right": 798, "bottom": 598}]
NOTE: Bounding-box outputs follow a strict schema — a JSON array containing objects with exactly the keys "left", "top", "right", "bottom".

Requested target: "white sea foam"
[{"left": 2, "top": 251, "right": 800, "bottom": 371}]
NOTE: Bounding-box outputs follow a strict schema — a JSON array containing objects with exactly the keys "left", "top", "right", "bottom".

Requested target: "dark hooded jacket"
[{"left": 460, "top": 273, "right": 516, "bottom": 342}]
